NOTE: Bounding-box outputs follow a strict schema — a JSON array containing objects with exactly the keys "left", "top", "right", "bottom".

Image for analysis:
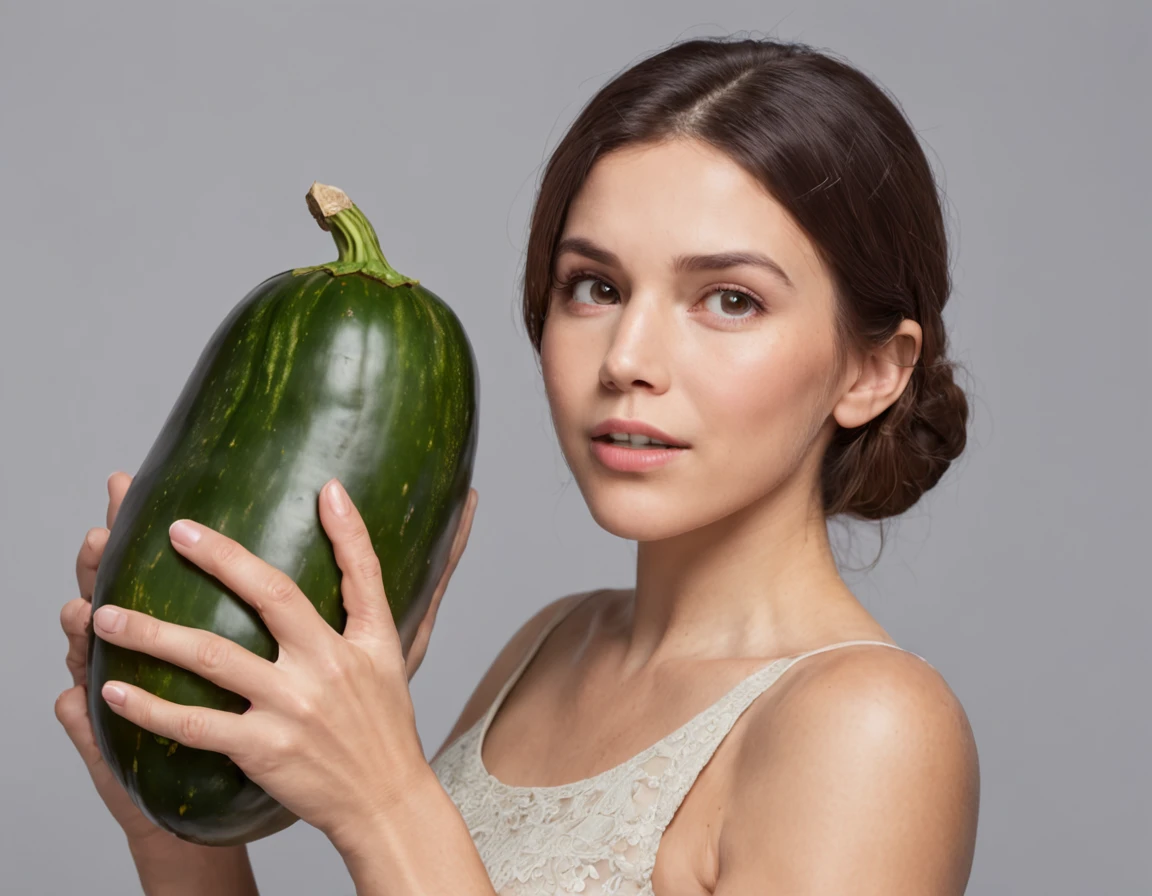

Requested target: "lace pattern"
[{"left": 430, "top": 596, "right": 924, "bottom": 895}]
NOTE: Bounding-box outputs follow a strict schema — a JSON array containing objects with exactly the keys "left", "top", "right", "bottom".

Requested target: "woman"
[{"left": 56, "top": 36, "right": 978, "bottom": 895}]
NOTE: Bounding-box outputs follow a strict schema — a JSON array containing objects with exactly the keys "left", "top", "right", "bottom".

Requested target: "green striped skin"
[{"left": 87, "top": 262, "right": 478, "bottom": 845}]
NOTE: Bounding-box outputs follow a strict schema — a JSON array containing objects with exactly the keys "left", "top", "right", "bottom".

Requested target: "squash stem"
[{"left": 292, "top": 182, "right": 419, "bottom": 287}]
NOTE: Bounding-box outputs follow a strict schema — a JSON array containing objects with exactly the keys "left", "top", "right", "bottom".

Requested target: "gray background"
[{"left": 2, "top": 1, "right": 1147, "bottom": 893}]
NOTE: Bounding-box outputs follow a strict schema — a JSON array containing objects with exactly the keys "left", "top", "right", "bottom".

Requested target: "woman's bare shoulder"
[
  {"left": 430, "top": 589, "right": 603, "bottom": 763},
  {"left": 715, "top": 646, "right": 979, "bottom": 893}
]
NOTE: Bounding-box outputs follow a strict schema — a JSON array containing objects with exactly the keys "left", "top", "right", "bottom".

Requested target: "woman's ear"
[{"left": 832, "top": 319, "right": 923, "bottom": 429}]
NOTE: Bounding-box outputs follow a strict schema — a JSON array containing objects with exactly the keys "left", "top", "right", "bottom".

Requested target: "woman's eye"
[
  {"left": 702, "top": 288, "right": 760, "bottom": 320},
  {"left": 569, "top": 277, "right": 619, "bottom": 305}
]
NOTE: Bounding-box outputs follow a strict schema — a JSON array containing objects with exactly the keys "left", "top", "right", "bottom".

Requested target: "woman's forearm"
[
  {"left": 336, "top": 767, "right": 497, "bottom": 896},
  {"left": 127, "top": 833, "right": 259, "bottom": 896}
]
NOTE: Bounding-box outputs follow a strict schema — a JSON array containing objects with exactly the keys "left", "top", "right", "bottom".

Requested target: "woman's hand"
[
  {"left": 56, "top": 471, "right": 176, "bottom": 847},
  {"left": 88, "top": 478, "right": 478, "bottom": 856}
]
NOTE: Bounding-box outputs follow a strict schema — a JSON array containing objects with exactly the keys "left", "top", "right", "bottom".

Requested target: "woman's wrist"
[
  {"left": 334, "top": 767, "right": 497, "bottom": 896},
  {"left": 330, "top": 764, "right": 440, "bottom": 863}
]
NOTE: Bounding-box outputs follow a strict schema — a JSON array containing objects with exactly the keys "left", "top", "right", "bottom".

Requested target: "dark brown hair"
[{"left": 520, "top": 36, "right": 969, "bottom": 522}]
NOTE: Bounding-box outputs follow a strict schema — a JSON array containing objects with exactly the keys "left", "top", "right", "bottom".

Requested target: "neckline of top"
[
  {"left": 473, "top": 653, "right": 798, "bottom": 794},
  {"left": 471, "top": 594, "right": 917, "bottom": 794}
]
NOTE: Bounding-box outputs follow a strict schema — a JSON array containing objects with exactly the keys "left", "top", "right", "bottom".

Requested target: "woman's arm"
[
  {"left": 714, "top": 649, "right": 980, "bottom": 895},
  {"left": 127, "top": 832, "right": 258, "bottom": 896}
]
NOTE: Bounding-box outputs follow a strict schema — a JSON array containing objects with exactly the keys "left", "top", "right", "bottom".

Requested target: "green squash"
[{"left": 87, "top": 182, "right": 479, "bottom": 845}]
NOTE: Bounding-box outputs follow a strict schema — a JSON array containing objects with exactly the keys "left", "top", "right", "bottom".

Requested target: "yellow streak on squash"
[{"left": 131, "top": 580, "right": 147, "bottom": 612}]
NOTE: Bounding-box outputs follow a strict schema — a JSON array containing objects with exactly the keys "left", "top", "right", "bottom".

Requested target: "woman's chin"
[{"left": 584, "top": 494, "right": 694, "bottom": 542}]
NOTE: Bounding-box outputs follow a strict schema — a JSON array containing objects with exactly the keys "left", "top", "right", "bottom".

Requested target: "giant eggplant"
[{"left": 87, "top": 182, "right": 479, "bottom": 845}]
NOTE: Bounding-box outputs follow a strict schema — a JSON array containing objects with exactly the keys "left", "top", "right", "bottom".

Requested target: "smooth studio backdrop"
[{"left": 1, "top": 1, "right": 1147, "bottom": 893}]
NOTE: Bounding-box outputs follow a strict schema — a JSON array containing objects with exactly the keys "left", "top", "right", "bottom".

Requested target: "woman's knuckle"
[
  {"left": 345, "top": 525, "right": 370, "bottom": 545},
  {"left": 67, "top": 663, "right": 87, "bottom": 687},
  {"left": 212, "top": 540, "right": 238, "bottom": 566},
  {"left": 181, "top": 710, "right": 210, "bottom": 745},
  {"left": 59, "top": 601, "right": 77, "bottom": 632},
  {"left": 267, "top": 725, "right": 296, "bottom": 758},
  {"left": 197, "top": 636, "right": 230, "bottom": 670},
  {"left": 83, "top": 527, "right": 106, "bottom": 553},
  {"left": 318, "top": 651, "right": 351, "bottom": 683},
  {"left": 142, "top": 618, "right": 164, "bottom": 650},
  {"left": 292, "top": 692, "right": 318, "bottom": 719},
  {"left": 70, "top": 601, "right": 91, "bottom": 631},
  {"left": 54, "top": 689, "right": 73, "bottom": 723},
  {"left": 137, "top": 698, "right": 155, "bottom": 730},
  {"left": 265, "top": 574, "right": 296, "bottom": 605},
  {"left": 356, "top": 554, "right": 382, "bottom": 581}
]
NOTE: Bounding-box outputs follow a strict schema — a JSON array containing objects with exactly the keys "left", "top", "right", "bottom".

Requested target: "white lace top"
[{"left": 430, "top": 593, "right": 929, "bottom": 895}]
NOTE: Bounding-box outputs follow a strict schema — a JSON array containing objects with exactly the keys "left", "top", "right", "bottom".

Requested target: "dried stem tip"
[{"left": 306, "top": 182, "right": 354, "bottom": 232}]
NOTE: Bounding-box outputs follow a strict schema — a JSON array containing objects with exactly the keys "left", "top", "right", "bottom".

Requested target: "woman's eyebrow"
[{"left": 555, "top": 236, "right": 795, "bottom": 290}]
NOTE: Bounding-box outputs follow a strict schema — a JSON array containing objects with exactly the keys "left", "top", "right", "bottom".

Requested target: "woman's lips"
[{"left": 590, "top": 438, "right": 688, "bottom": 472}]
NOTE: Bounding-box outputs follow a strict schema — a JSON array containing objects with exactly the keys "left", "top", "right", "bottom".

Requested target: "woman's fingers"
[
  {"left": 76, "top": 528, "right": 108, "bottom": 602},
  {"left": 98, "top": 680, "right": 246, "bottom": 758},
  {"left": 106, "top": 471, "right": 133, "bottom": 530},
  {"left": 165, "top": 519, "right": 327, "bottom": 658},
  {"left": 61, "top": 597, "right": 93, "bottom": 687},
  {"left": 92, "top": 605, "right": 279, "bottom": 706},
  {"left": 54, "top": 683, "right": 164, "bottom": 843},
  {"left": 76, "top": 472, "right": 133, "bottom": 602},
  {"left": 427, "top": 488, "right": 478, "bottom": 629},
  {"left": 319, "top": 479, "right": 395, "bottom": 646},
  {"left": 54, "top": 684, "right": 110, "bottom": 777},
  {"left": 404, "top": 488, "right": 478, "bottom": 679}
]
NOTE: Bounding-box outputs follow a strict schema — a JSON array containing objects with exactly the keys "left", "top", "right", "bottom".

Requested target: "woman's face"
[{"left": 540, "top": 137, "right": 849, "bottom": 543}]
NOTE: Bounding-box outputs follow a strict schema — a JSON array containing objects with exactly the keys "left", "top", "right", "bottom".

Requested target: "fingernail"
[
  {"left": 102, "top": 682, "right": 127, "bottom": 705},
  {"left": 326, "top": 479, "right": 349, "bottom": 516},
  {"left": 169, "top": 520, "right": 201, "bottom": 546},
  {"left": 94, "top": 606, "right": 125, "bottom": 633}
]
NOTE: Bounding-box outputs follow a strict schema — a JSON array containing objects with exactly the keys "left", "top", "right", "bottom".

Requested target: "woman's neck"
[{"left": 619, "top": 488, "right": 872, "bottom": 675}]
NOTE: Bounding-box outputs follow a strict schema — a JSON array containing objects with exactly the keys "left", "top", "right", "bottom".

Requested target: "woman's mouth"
[{"left": 590, "top": 436, "right": 688, "bottom": 471}]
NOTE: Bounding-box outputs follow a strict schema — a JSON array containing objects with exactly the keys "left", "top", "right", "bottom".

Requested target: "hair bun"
[{"left": 824, "top": 357, "right": 970, "bottom": 521}]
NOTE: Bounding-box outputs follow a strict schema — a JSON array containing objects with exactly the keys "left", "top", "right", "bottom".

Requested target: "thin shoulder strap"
[{"left": 785, "top": 638, "right": 933, "bottom": 668}]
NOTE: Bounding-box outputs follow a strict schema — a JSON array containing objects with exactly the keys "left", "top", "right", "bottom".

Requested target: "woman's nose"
[{"left": 598, "top": 296, "right": 671, "bottom": 393}]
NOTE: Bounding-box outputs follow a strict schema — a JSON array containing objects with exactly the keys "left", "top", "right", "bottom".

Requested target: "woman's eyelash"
[{"left": 551, "top": 270, "right": 768, "bottom": 323}]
